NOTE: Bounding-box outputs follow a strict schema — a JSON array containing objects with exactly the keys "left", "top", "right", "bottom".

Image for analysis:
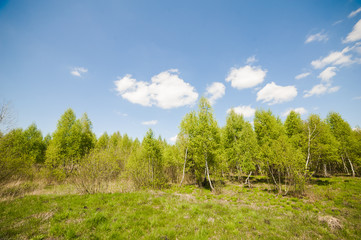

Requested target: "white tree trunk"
[
  {"left": 341, "top": 155, "right": 349, "bottom": 175},
  {"left": 323, "top": 163, "right": 328, "bottom": 177},
  {"left": 205, "top": 159, "right": 214, "bottom": 190},
  {"left": 180, "top": 147, "right": 188, "bottom": 187},
  {"left": 347, "top": 155, "right": 356, "bottom": 177},
  {"left": 245, "top": 171, "right": 252, "bottom": 188}
]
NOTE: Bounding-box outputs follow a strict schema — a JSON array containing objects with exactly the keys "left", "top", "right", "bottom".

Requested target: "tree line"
[{"left": 0, "top": 97, "right": 360, "bottom": 194}]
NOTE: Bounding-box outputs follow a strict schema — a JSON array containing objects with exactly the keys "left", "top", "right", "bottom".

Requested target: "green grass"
[{"left": 0, "top": 177, "right": 360, "bottom": 239}]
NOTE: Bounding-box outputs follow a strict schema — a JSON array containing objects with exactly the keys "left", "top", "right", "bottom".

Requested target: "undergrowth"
[{"left": 0, "top": 177, "right": 360, "bottom": 239}]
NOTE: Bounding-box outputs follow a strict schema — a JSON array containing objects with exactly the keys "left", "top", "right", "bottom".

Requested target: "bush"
[
  {"left": 0, "top": 181, "right": 38, "bottom": 198},
  {"left": 73, "top": 149, "right": 120, "bottom": 194}
]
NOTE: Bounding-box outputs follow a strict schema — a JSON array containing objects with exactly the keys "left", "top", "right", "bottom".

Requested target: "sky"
[{"left": 1, "top": 0, "right": 361, "bottom": 143}]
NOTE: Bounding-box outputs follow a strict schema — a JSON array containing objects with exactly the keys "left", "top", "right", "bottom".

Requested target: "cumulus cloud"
[
  {"left": 282, "top": 107, "right": 307, "bottom": 117},
  {"left": 295, "top": 72, "right": 311, "bottom": 80},
  {"left": 246, "top": 55, "right": 257, "bottom": 64},
  {"left": 303, "top": 83, "right": 340, "bottom": 98},
  {"left": 305, "top": 32, "right": 328, "bottom": 44},
  {"left": 304, "top": 66, "right": 340, "bottom": 98},
  {"left": 114, "top": 69, "right": 198, "bottom": 109},
  {"left": 348, "top": 7, "right": 361, "bottom": 18},
  {"left": 169, "top": 135, "right": 178, "bottom": 143},
  {"left": 71, "top": 67, "right": 88, "bottom": 77},
  {"left": 256, "top": 82, "right": 297, "bottom": 105},
  {"left": 206, "top": 82, "right": 225, "bottom": 105},
  {"left": 142, "top": 120, "right": 158, "bottom": 125},
  {"left": 227, "top": 105, "right": 256, "bottom": 118},
  {"left": 318, "top": 67, "right": 337, "bottom": 83},
  {"left": 344, "top": 19, "right": 361, "bottom": 43},
  {"left": 226, "top": 65, "right": 267, "bottom": 90},
  {"left": 311, "top": 47, "right": 354, "bottom": 69}
]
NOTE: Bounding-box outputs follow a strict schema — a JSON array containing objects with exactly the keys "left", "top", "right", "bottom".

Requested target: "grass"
[{"left": 0, "top": 177, "right": 360, "bottom": 239}]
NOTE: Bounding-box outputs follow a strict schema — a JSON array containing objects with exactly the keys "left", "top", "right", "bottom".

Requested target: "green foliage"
[
  {"left": 327, "top": 112, "right": 358, "bottom": 176},
  {"left": 255, "top": 110, "right": 305, "bottom": 194},
  {"left": 127, "top": 129, "right": 166, "bottom": 189},
  {"left": 177, "top": 97, "right": 220, "bottom": 187},
  {"left": 45, "top": 109, "right": 96, "bottom": 179},
  {"left": 306, "top": 114, "right": 340, "bottom": 176},
  {"left": 285, "top": 110, "right": 306, "bottom": 149},
  {"left": 222, "top": 109, "right": 258, "bottom": 178},
  {"left": 0, "top": 124, "right": 46, "bottom": 182}
]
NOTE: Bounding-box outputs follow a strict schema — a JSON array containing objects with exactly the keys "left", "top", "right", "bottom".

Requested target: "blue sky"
[{"left": 1, "top": 0, "right": 361, "bottom": 142}]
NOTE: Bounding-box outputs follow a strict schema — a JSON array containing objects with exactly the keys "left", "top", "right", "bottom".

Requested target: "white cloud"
[
  {"left": 304, "top": 84, "right": 328, "bottom": 98},
  {"left": 206, "top": 82, "right": 225, "bottom": 105},
  {"left": 311, "top": 47, "right": 353, "bottom": 69},
  {"left": 169, "top": 135, "right": 178, "bottom": 143},
  {"left": 303, "top": 83, "right": 340, "bottom": 98},
  {"left": 246, "top": 55, "right": 257, "bottom": 64},
  {"left": 227, "top": 105, "right": 256, "bottom": 118},
  {"left": 328, "top": 86, "right": 340, "bottom": 93},
  {"left": 282, "top": 107, "right": 307, "bottom": 117},
  {"left": 114, "top": 69, "right": 198, "bottom": 109},
  {"left": 333, "top": 20, "right": 343, "bottom": 26},
  {"left": 348, "top": 7, "right": 361, "bottom": 18},
  {"left": 226, "top": 65, "right": 267, "bottom": 90},
  {"left": 353, "top": 96, "right": 361, "bottom": 100},
  {"left": 295, "top": 72, "right": 311, "bottom": 80},
  {"left": 344, "top": 19, "right": 361, "bottom": 43},
  {"left": 256, "top": 82, "right": 297, "bottom": 105},
  {"left": 318, "top": 67, "right": 337, "bottom": 83},
  {"left": 71, "top": 67, "right": 88, "bottom": 77},
  {"left": 142, "top": 120, "right": 158, "bottom": 125},
  {"left": 305, "top": 32, "right": 328, "bottom": 44}
]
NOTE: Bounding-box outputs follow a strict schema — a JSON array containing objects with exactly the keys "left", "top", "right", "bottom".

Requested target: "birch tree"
[{"left": 327, "top": 112, "right": 357, "bottom": 176}]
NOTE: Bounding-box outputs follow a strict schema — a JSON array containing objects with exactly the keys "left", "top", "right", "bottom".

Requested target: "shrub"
[{"left": 73, "top": 149, "right": 120, "bottom": 194}]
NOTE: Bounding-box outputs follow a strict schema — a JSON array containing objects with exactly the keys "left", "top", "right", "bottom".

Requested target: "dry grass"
[{"left": 318, "top": 215, "right": 343, "bottom": 231}]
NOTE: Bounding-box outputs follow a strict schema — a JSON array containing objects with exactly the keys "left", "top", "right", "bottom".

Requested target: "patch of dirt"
[
  {"left": 318, "top": 215, "right": 342, "bottom": 231},
  {"left": 173, "top": 193, "right": 196, "bottom": 202}
]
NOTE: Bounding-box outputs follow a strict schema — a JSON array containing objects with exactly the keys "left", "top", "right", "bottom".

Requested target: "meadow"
[{"left": 1, "top": 176, "right": 360, "bottom": 240}]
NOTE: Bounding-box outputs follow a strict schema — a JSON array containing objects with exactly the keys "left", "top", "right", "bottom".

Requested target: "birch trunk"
[
  {"left": 205, "top": 159, "right": 214, "bottom": 190},
  {"left": 341, "top": 155, "right": 349, "bottom": 174},
  {"left": 245, "top": 171, "right": 252, "bottom": 188},
  {"left": 347, "top": 156, "right": 356, "bottom": 177},
  {"left": 179, "top": 147, "right": 188, "bottom": 187}
]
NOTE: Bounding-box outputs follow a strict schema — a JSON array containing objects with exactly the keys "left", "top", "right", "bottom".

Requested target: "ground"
[{"left": 0, "top": 176, "right": 360, "bottom": 239}]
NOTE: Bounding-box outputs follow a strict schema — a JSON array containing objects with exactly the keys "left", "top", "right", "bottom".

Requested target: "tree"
[
  {"left": 45, "top": 109, "right": 95, "bottom": 179},
  {"left": 222, "top": 109, "right": 258, "bottom": 182},
  {"left": 254, "top": 110, "right": 304, "bottom": 194},
  {"left": 0, "top": 129, "right": 30, "bottom": 181},
  {"left": 178, "top": 111, "right": 197, "bottom": 186},
  {"left": 126, "top": 129, "right": 165, "bottom": 188},
  {"left": 327, "top": 112, "right": 357, "bottom": 176},
  {"left": 192, "top": 97, "right": 220, "bottom": 190},
  {"left": 23, "top": 123, "right": 46, "bottom": 164},
  {"left": 305, "top": 114, "right": 339, "bottom": 176},
  {"left": 96, "top": 132, "right": 110, "bottom": 150},
  {"left": 0, "top": 124, "right": 46, "bottom": 182},
  {"left": 0, "top": 101, "right": 15, "bottom": 134},
  {"left": 285, "top": 110, "right": 305, "bottom": 149}
]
